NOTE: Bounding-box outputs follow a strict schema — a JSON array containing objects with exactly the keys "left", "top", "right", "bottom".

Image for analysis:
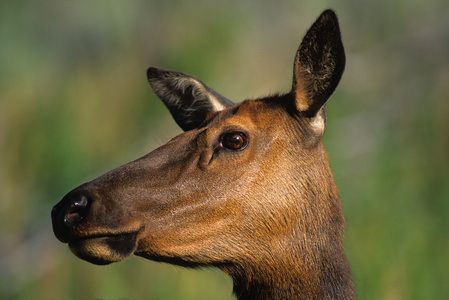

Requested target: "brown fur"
[{"left": 52, "top": 10, "right": 354, "bottom": 299}]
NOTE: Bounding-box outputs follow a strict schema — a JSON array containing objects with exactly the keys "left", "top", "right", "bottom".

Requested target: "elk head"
[{"left": 52, "top": 10, "right": 353, "bottom": 299}]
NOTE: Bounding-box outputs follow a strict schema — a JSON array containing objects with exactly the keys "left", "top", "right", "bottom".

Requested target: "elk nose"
[
  {"left": 51, "top": 192, "right": 91, "bottom": 242},
  {"left": 62, "top": 194, "right": 90, "bottom": 227}
]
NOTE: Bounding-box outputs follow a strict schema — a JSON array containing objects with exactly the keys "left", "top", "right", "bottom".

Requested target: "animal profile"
[{"left": 52, "top": 9, "right": 355, "bottom": 299}]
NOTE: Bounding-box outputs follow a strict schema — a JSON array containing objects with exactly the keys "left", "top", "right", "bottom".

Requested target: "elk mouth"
[{"left": 68, "top": 231, "right": 140, "bottom": 265}]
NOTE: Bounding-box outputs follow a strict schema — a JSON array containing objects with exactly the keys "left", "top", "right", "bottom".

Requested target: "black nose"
[
  {"left": 63, "top": 194, "right": 89, "bottom": 226},
  {"left": 51, "top": 191, "right": 91, "bottom": 242}
]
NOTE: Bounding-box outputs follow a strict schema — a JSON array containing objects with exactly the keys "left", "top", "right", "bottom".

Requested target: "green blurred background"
[{"left": 1, "top": 0, "right": 448, "bottom": 299}]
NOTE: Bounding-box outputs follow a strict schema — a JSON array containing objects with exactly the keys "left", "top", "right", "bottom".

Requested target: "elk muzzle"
[{"left": 51, "top": 187, "right": 141, "bottom": 265}]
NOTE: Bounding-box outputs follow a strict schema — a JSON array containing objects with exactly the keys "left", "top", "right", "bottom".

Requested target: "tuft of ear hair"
[
  {"left": 147, "top": 67, "right": 234, "bottom": 131},
  {"left": 292, "top": 9, "right": 345, "bottom": 132}
]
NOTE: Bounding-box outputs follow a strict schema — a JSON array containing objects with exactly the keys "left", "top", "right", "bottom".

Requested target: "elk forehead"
[{"left": 204, "top": 99, "right": 285, "bottom": 133}]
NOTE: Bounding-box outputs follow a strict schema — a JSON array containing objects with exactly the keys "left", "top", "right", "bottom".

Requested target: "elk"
[{"left": 51, "top": 9, "right": 355, "bottom": 299}]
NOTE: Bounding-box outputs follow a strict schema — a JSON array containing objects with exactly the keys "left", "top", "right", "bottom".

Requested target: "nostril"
[{"left": 63, "top": 195, "right": 90, "bottom": 227}]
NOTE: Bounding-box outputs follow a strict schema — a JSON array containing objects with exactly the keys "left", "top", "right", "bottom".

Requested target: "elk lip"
[{"left": 68, "top": 231, "right": 140, "bottom": 265}]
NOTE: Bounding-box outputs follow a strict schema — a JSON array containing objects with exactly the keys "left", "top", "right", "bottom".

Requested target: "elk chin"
[{"left": 68, "top": 233, "right": 138, "bottom": 265}]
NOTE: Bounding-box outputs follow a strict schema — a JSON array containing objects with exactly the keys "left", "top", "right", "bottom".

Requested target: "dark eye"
[{"left": 221, "top": 132, "right": 248, "bottom": 150}]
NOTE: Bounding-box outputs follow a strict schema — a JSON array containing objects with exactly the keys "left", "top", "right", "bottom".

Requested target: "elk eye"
[{"left": 221, "top": 132, "right": 248, "bottom": 150}]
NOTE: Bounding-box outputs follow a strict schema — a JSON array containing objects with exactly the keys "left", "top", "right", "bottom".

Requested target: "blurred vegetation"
[{"left": 1, "top": 0, "right": 448, "bottom": 299}]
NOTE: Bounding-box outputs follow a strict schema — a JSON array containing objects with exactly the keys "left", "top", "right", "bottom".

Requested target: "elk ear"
[
  {"left": 147, "top": 67, "right": 234, "bottom": 131},
  {"left": 292, "top": 9, "right": 345, "bottom": 133}
]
